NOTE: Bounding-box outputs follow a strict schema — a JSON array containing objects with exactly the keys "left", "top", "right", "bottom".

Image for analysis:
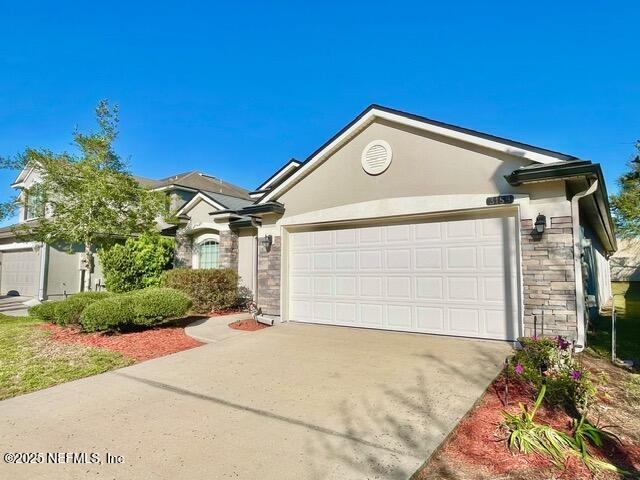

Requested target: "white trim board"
[
  {"left": 259, "top": 107, "right": 569, "bottom": 204},
  {"left": 175, "top": 192, "right": 226, "bottom": 216},
  {"left": 256, "top": 160, "right": 301, "bottom": 191},
  {"left": 0, "top": 242, "right": 36, "bottom": 252}
]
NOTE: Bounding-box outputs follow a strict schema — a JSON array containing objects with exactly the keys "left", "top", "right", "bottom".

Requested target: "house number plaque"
[{"left": 486, "top": 194, "right": 514, "bottom": 206}]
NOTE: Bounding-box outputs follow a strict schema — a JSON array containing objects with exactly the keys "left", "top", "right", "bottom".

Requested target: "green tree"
[
  {"left": 610, "top": 141, "right": 640, "bottom": 238},
  {"left": 98, "top": 234, "right": 175, "bottom": 293},
  {"left": 0, "top": 100, "right": 168, "bottom": 290}
]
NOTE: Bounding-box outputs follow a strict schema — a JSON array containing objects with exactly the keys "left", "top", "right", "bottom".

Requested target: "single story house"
[
  {"left": 0, "top": 170, "right": 253, "bottom": 299},
  {"left": 1, "top": 104, "right": 616, "bottom": 348},
  {"left": 201, "top": 105, "right": 616, "bottom": 348}
]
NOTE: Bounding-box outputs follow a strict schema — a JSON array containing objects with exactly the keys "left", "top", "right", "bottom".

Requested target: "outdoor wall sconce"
[
  {"left": 534, "top": 213, "right": 546, "bottom": 234},
  {"left": 260, "top": 234, "right": 273, "bottom": 251}
]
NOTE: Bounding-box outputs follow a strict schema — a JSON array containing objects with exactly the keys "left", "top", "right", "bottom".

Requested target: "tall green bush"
[
  {"left": 79, "top": 287, "right": 192, "bottom": 332},
  {"left": 161, "top": 268, "right": 239, "bottom": 313},
  {"left": 98, "top": 234, "right": 175, "bottom": 293},
  {"left": 28, "top": 291, "right": 112, "bottom": 326}
]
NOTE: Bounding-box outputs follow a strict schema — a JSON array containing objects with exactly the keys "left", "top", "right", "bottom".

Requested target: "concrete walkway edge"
[{"left": 185, "top": 312, "right": 253, "bottom": 343}]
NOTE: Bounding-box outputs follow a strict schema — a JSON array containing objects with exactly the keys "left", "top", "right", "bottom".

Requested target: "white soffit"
[{"left": 259, "top": 108, "right": 567, "bottom": 204}]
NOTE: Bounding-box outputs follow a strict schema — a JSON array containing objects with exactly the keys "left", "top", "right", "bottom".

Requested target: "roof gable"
[{"left": 259, "top": 105, "right": 577, "bottom": 204}]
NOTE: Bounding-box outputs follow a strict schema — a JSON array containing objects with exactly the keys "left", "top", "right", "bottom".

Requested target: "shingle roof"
[
  {"left": 200, "top": 191, "right": 254, "bottom": 210},
  {"left": 150, "top": 171, "right": 250, "bottom": 199}
]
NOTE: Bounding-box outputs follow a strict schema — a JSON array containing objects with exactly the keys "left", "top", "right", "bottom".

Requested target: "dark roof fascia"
[
  {"left": 229, "top": 217, "right": 261, "bottom": 229},
  {"left": 255, "top": 159, "right": 301, "bottom": 192},
  {"left": 299, "top": 105, "right": 578, "bottom": 175},
  {"left": 368, "top": 104, "right": 579, "bottom": 161},
  {"left": 506, "top": 161, "right": 616, "bottom": 252},
  {"left": 504, "top": 160, "right": 593, "bottom": 185},
  {"left": 237, "top": 201, "right": 285, "bottom": 216}
]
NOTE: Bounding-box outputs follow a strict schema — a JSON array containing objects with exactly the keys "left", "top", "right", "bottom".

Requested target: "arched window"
[{"left": 198, "top": 240, "right": 219, "bottom": 269}]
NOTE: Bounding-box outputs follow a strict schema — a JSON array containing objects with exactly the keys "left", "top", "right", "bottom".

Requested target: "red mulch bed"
[
  {"left": 208, "top": 308, "right": 247, "bottom": 317},
  {"left": 39, "top": 323, "right": 204, "bottom": 362},
  {"left": 417, "top": 372, "right": 640, "bottom": 479},
  {"left": 228, "top": 318, "right": 269, "bottom": 331}
]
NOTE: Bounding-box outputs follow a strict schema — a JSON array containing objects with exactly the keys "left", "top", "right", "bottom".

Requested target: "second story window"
[{"left": 24, "top": 187, "right": 45, "bottom": 220}]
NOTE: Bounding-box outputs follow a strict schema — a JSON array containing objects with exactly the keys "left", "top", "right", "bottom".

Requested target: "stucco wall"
[
  {"left": 278, "top": 119, "right": 539, "bottom": 219},
  {"left": 45, "top": 243, "right": 106, "bottom": 298},
  {"left": 237, "top": 230, "right": 255, "bottom": 293}
]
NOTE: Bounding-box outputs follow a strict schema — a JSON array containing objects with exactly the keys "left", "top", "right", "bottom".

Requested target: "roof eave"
[{"left": 506, "top": 161, "right": 617, "bottom": 252}]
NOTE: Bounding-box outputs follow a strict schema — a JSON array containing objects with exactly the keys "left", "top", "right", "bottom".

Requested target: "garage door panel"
[
  {"left": 387, "top": 304, "right": 412, "bottom": 328},
  {"left": 387, "top": 277, "right": 411, "bottom": 299},
  {"left": 335, "top": 276, "right": 357, "bottom": 296},
  {"left": 386, "top": 224, "right": 412, "bottom": 242},
  {"left": 360, "top": 304, "right": 384, "bottom": 327},
  {"left": 447, "top": 277, "right": 478, "bottom": 301},
  {"left": 359, "top": 227, "right": 383, "bottom": 244},
  {"left": 416, "top": 307, "right": 445, "bottom": 332},
  {"left": 385, "top": 249, "right": 411, "bottom": 270},
  {"left": 335, "top": 302, "right": 357, "bottom": 324},
  {"left": 313, "top": 277, "right": 332, "bottom": 296},
  {"left": 446, "top": 246, "right": 477, "bottom": 269},
  {"left": 416, "top": 276, "right": 444, "bottom": 300},
  {"left": 359, "top": 250, "right": 382, "bottom": 269},
  {"left": 1, "top": 249, "right": 37, "bottom": 297},
  {"left": 335, "top": 251, "right": 357, "bottom": 270},
  {"left": 415, "top": 223, "right": 443, "bottom": 242},
  {"left": 288, "top": 214, "right": 520, "bottom": 341},
  {"left": 448, "top": 308, "right": 480, "bottom": 336},
  {"left": 415, "top": 247, "right": 442, "bottom": 269}
]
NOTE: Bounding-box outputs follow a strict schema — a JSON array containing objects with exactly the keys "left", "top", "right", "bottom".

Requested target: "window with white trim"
[{"left": 198, "top": 240, "right": 219, "bottom": 269}]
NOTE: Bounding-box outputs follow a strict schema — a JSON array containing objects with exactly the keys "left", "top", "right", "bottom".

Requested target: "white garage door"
[
  {"left": 288, "top": 213, "right": 520, "bottom": 340},
  {"left": 1, "top": 249, "right": 38, "bottom": 297}
]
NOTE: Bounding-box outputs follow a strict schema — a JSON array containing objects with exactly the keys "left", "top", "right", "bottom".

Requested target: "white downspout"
[
  {"left": 571, "top": 180, "right": 598, "bottom": 351},
  {"left": 37, "top": 242, "right": 49, "bottom": 301},
  {"left": 252, "top": 234, "right": 258, "bottom": 303}
]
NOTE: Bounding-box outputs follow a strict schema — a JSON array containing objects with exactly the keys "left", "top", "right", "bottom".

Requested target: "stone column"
[
  {"left": 219, "top": 231, "right": 239, "bottom": 272},
  {"left": 257, "top": 236, "right": 281, "bottom": 316},
  {"left": 174, "top": 228, "right": 193, "bottom": 268},
  {"left": 521, "top": 216, "right": 578, "bottom": 339}
]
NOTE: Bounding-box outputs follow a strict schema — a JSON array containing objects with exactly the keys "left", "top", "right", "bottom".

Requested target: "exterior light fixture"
[
  {"left": 534, "top": 214, "right": 546, "bottom": 234},
  {"left": 260, "top": 234, "right": 273, "bottom": 250}
]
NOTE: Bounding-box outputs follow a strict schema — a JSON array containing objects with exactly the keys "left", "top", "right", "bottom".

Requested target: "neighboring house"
[
  {"left": 0, "top": 169, "right": 252, "bottom": 299},
  {"left": 202, "top": 105, "right": 616, "bottom": 348},
  {"left": 610, "top": 238, "right": 640, "bottom": 282}
]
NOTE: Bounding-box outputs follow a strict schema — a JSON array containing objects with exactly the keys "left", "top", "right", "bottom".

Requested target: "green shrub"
[
  {"left": 80, "top": 295, "right": 136, "bottom": 332},
  {"left": 28, "top": 302, "right": 58, "bottom": 323},
  {"left": 129, "top": 288, "right": 192, "bottom": 326},
  {"left": 511, "top": 336, "right": 596, "bottom": 411},
  {"left": 28, "top": 292, "right": 112, "bottom": 326},
  {"left": 98, "top": 234, "right": 175, "bottom": 293},
  {"left": 161, "top": 268, "right": 239, "bottom": 313},
  {"left": 53, "top": 292, "right": 112, "bottom": 326},
  {"left": 79, "top": 287, "right": 192, "bottom": 332}
]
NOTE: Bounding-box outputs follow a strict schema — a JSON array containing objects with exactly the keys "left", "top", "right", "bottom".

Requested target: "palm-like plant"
[
  {"left": 570, "top": 416, "right": 628, "bottom": 474},
  {"left": 502, "top": 385, "right": 573, "bottom": 468}
]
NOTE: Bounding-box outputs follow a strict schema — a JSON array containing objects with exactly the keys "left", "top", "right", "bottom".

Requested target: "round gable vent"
[{"left": 361, "top": 140, "right": 392, "bottom": 175}]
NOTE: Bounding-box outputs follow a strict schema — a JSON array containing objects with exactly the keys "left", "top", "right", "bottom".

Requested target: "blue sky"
[{"left": 0, "top": 1, "right": 638, "bottom": 225}]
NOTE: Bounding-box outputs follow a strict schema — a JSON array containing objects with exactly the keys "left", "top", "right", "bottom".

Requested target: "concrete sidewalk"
[
  {"left": 0, "top": 322, "right": 511, "bottom": 480},
  {"left": 184, "top": 312, "right": 253, "bottom": 343}
]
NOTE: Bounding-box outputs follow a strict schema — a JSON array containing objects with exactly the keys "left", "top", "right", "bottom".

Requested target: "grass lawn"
[
  {"left": 588, "top": 282, "right": 640, "bottom": 364},
  {"left": 0, "top": 314, "right": 132, "bottom": 401}
]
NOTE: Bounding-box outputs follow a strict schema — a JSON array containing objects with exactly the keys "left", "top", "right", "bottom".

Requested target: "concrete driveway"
[{"left": 0, "top": 323, "right": 510, "bottom": 480}]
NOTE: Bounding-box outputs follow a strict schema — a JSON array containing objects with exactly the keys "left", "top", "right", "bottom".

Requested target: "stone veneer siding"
[
  {"left": 521, "top": 216, "right": 578, "bottom": 339},
  {"left": 257, "top": 235, "right": 281, "bottom": 316},
  {"left": 219, "top": 231, "right": 239, "bottom": 271},
  {"left": 174, "top": 228, "right": 193, "bottom": 268}
]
